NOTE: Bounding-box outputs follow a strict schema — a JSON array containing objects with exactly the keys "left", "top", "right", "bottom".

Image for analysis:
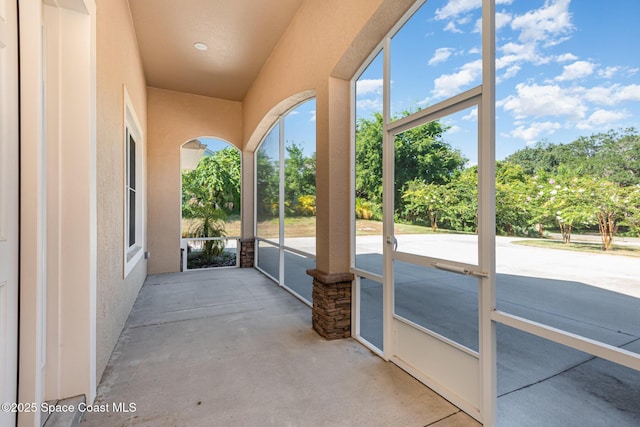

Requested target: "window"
[
  {"left": 126, "top": 130, "right": 136, "bottom": 248},
  {"left": 123, "top": 88, "right": 144, "bottom": 277}
]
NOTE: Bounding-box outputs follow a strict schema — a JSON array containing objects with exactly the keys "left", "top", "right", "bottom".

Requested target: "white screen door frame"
[{"left": 351, "top": 1, "right": 497, "bottom": 423}]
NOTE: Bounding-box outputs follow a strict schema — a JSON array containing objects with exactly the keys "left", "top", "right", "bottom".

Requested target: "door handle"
[
  {"left": 386, "top": 236, "right": 398, "bottom": 251},
  {"left": 433, "top": 262, "right": 488, "bottom": 278}
]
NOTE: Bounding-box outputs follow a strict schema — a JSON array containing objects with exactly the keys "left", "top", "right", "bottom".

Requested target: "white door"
[
  {"left": 384, "top": 92, "right": 487, "bottom": 421},
  {"left": 0, "top": 0, "right": 20, "bottom": 425}
]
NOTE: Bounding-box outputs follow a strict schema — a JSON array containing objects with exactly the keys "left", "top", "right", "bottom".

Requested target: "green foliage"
[
  {"left": 181, "top": 147, "right": 241, "bottom": 219},
  {"left": 355, "top": 112, "right": 466, "bottom": 215},
  {"left": 527, "top": 170, "right": 597, "bottom": 243},
  {"left": 355, "top": 198, "right": 381, "bottom": 220},
  {"left": 506, "top": 128, "right": 640, "bottom": 186},
  {"left": 496, "top": 162, "right": 535, "bottom": 236},
  {"left": 184, "top": 203, "right": 227, "bottom": 259},
  {"left": 590, "top": 180, "right": 628, "bottom": 250},
  {"left": 296, "top": 195, "right": 316, "bottom": 216},
  {"left": 181, "top": 147, "right": 241, "bottom": 260},
  {"left": 443, "top": 167, "right": 477, "bottom": 233},
  {"left": 402, "top": 180, "right": 449, "bottom": 230},
  {"left": 285, "top": 142, "right": 316, "bottom": 216},
  {"left": 392, "top": 126, "right": 640, "bottom": 246},
  {"left": 623, "top": 185, "right": 640, "bottom": 236},
  {"left": 256, "top": 147, "right": 280, "bottom": 219},
  {"left": 256, "top": 140, "right": 317, "bottom": 220},
  {"left": 355, "top": 113, "right": 384, "bottom": 204}
]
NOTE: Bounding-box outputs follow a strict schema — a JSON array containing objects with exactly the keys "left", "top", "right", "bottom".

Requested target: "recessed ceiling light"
[{"left": 194, "top": 42, "right": 208, "bottom": 51}]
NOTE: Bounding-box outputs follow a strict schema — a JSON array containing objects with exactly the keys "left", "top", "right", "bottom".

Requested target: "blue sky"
[
  {"left": 202, "top": 98, "right": 316, "bottom": 159},
  {"left": 357, "top": 0, "right": 640, "bottom": 164}
]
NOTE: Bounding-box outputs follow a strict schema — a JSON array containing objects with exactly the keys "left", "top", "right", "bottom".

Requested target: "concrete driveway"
[{"left": 352, "top": 233, "right": 640, "bottom": 426}]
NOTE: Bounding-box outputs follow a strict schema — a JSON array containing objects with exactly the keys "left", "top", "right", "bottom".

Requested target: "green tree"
[
  {"left": 255, "top": 148, "right": 279, "bottom": 219},
  {"left": 506, "top": 128, "right": 640, "bottom": 186},
  {"left": 443, "top": 167, "right": 478, "bottom": 232},
  {"left": 402, "top": 180, "right": 449, "bottom": 231},
  {"left": 181, "top": 147, "right": 241, "bottom": 219},
  {"left": 527, "top": 170, "right": 595, "bottom": 243},
  {"left": 355, "top": 113, "right": 384, "bottom": 206},
  {"left": 623, "top": 185, "right": 640, "bottom": 236},
  {"left": 355, "top": 112, "right": 466, "bottom": 219},
  {"left": 590, "top": 180, "right": 629, "bottom": 250},
  {"left": 496, "top": 161, "right": 534, "bottom": 236},
  {"left": 185, "top": 203, "right": 227, "bottom": 260},
  {"left": 284, "top": 142, "right": 316, "bottom": 215}
]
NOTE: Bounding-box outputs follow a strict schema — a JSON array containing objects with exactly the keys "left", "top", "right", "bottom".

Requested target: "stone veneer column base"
[
  {"left": 239, "top": 238, "right": 255, "bottom": 268},
  {"left": 306, "top": 269, "right": 354, "bottom": 340}
]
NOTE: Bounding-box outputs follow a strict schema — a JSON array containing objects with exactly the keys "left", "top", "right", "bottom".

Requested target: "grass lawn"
[
  {"left": 184, "top": 216, "right": 640, "bottom": 258},
  {"left": 181, "top": 216, "right": 470, "bottom": 238},
  {"left": 512, "top": 239, "right": 640, "bottom": 257},
  {"left": 256, "top": 216, "right": 316, "bottom": 238}
]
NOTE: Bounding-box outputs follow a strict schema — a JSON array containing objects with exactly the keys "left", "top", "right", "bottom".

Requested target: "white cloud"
[
  {"left": 509, "top": 121, "right": 562, "bottom": 145},
  {"left": 555, "top": 60, "right": 595, "bottom": 82},
  {"left": 462, "top": 107, "right": 478, "bottom": 121},
  {"left": 582, "top": 84, "right": 640, "bottom": 106},
  {"left": 444, "top": 21, "right": 463, "bottom": 33},
  {"left": 627, "top": 67, "right": 640, "bottom": 77},
  {"left": 309, "top": 110, "right": 316, "bottom": 122},
  {"left": 356, "top": 79, "right": 383, "bottom": 96},
  {"left": 435, "top": 0, "right": 513, "bottom": 21},
  {"left": 499, "top": 83, "right": 587, "bottom": 120},
  {"left": 556, "top": 53, "right": 578, "bottom": 63},
  {"left": 435, "top": 0, "right": 480, "bottom": 20},
  {"left": 497, "top": 41, "right": 540, "bottom": 70},
  {"left": 598, "top": 66, "right": 620, "bottom": 79},
  {"left": 473, "top": 18, "right": 481, "bottom": 33},
  {"left": 431, "top": 59, "right": 482, "bottom": 99},
  {"left": 511, "top": 0, "right": 573, "bottom": 44},
  {"left": 356, "top": 98, "right": 382, "bottom": 112},
  {"left": 499, "top": 64, "right": 521, "bottom": 81},
  {"left": 428, "top": 48, "right": 455, "bottom": 66},
  {"left": 496, "top": 11, "right": 513, "bottom": 30},
  {"left": 474, "top": 11, "right": 512, "bottom": 33},
  {"left": 576, "top": 109, "right": 630, "bottom": 130}
]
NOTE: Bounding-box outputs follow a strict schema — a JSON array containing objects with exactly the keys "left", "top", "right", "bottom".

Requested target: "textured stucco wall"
[
  {"left": 146, "top": 87, "right": 242, "bottom": 274},
  {"left": 95, "top": 0, "right": 148, "bottom": 382}
]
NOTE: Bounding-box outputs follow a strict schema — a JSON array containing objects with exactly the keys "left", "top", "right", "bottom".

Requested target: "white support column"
[
  {"left": 381, "top": 36, "right": 394, "bottom": 361},
  {"left": 18, "top": 0, "right": 46, "bottom": 425},
  {"left": 278, "top": 117, "right": 285, "bottom": 284},
  {"left": 46, "top": 0, "right": 97, "bottom": 403},
  {"left": 479, "top": 0, "right": 497, "bottom": 425}
]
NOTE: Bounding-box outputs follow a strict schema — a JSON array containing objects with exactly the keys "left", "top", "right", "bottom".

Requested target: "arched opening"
[
  {"left": 180, "top": 137, "right": 241, "bottom": 270},
  {"left": 254, "top": 97, "right": 317, "bottom": 304}
]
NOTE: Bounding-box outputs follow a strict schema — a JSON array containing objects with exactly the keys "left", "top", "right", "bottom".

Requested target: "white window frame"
[{"left": 123, "top": 87, "right": 144, "bottom": 277}]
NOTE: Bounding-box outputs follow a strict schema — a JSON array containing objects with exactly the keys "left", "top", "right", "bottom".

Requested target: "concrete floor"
[{"left": 81, "top": 268, "right": 479, "bottom": 427}]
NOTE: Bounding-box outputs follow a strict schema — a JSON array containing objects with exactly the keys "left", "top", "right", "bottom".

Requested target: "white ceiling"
[{"left": 128, "top": 0, "right": 304, "bottom": 101}]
